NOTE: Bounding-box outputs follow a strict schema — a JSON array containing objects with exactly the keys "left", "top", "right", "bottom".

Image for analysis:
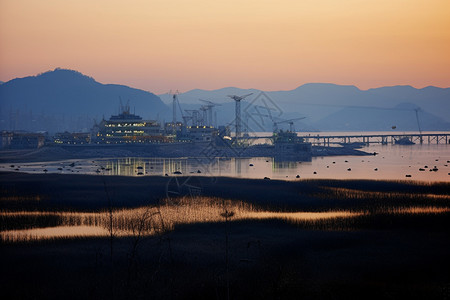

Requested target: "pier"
[{"left": 300, "top": 133, "right": 450, "bottom": 146}]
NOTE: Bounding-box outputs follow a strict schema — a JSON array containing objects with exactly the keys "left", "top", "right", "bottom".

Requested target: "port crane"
[
  {"left": 184, "top": 109, "right": 200, "bottom": 126},
  {"left": 273, "top": 117, "right": 306, "bottom": 133},
  {"left": 227, "top": 93, "right": 253, "bottom": 139},
  {"left": 199, "top": 99, "right": 221, "bottom": 127},
  {"left": 169, "top": 90, "right": 192, "bottom": 131},
  {"left": 199, "top": 106, "right": 209, "bottom": 126}
]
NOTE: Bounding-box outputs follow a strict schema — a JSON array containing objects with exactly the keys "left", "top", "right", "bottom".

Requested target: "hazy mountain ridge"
[
  {"left": 316, "top": 102, "right": 450, "bottom": 131},
  {"left": 0, "top": 69, "right": 170, "bottom": 133},
  {"left": 0, "top": 69, "right": 448, "bottom": 133},
  {"left": 160, "top": 83, "right": 450, "bottom": 131}
]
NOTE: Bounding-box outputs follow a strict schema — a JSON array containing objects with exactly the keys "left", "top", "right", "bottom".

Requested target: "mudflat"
[{"left": 1, "top": 172, "right": 450, "bottom": 299}]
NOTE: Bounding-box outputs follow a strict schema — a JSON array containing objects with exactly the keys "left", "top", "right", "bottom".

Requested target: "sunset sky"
[{"left": 1, "top": 0, "right": 449, "bottom": 93}]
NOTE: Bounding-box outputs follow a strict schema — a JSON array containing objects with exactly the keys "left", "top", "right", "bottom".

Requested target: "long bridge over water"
[{"left": 299, "top": 133, "right": 450, "bottom": 146}]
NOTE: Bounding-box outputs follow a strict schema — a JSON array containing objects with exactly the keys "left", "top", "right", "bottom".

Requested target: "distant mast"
[{"left": 172, "top": 91, "right": 179, "bottom": 134}]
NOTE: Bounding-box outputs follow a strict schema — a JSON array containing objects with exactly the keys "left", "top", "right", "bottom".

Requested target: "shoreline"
[
  {"left": 1, "top": 172, "right": 450, "bottom": 299},
  {"left": 1, "top": 171, "right": 448, "bottom": 210},
  {"left": 0, "top": 144, "right": 371, "bottom": 163}
]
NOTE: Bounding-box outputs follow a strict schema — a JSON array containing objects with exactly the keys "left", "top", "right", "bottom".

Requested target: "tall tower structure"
[{"left": 227, "top": 93, "right": 253, "bottom": 140}]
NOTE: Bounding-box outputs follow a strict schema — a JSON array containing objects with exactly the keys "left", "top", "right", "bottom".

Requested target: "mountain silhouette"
[
  {"left": 1, "top": 68, "right": 448, "bottom": 133},
  {"left": 160, "top": 83, "right": 450, "bottom": 131},
  {"left": 0, "top": 68, "right": 170, "bottom": 133},
  {"left": 315, "top": 102, "right": 450, "bottom": 131}
]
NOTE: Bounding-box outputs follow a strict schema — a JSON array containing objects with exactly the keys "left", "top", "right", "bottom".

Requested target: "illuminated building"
[{"left": 93, "top": 103, "right": 169, "bottom": 144}]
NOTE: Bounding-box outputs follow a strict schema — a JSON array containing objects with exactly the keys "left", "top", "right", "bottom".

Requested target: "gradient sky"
[{"left": 1, "top": 0, "right": 449, "bottom": 93}]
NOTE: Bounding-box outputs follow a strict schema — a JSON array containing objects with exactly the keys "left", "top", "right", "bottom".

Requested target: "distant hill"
[
  {"left": 160, "top": 84, "right": 450, "bottom": 131},
  {"left": 0, "top": 68, "right": 170, "bottom": 133},
  {"left": 314, "top": 102, "right": 450, "bottom": 131},
  {"left": 1, "top": 69, "right": 448, "bottom": 133}
]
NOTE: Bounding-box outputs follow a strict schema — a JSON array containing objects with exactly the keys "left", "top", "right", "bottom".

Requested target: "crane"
[
  {"left": 199, "top": 99, "right": 221, "bottom": 127},
  {"left": 227, "top": 93, "right": 253, "bottom": 139},
  {"left": 199, "top": 106, "right": 209, "bottom": 126},
  {"left": 253, "top": 105, "right": 277, "bottom": 125},
  {"left": 184, "top": 109, "right": 199, "bottom": 126},
  {"left": 273, "top": 117, "right": 306, "bottom": 133},
  {"left": 169, "top": 90, "right": 190, "bottom": 132}
]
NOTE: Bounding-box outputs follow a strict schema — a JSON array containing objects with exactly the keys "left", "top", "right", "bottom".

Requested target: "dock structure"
[{"left": 300, "top": 133, "right": 450, "bottom": 146}]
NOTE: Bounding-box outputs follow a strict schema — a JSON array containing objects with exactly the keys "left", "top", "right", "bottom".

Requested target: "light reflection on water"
[
  {"left": 2, "top": 201, "right": 449, "bottom": 242},
  {"left": 1, "top": 226, "right": 109, "bottom": 242},
  {"left": 1, "top": 144, "right": 449, "bottom": 181}
]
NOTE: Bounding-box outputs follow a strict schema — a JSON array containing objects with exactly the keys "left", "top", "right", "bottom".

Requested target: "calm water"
[
  {"left": 2, "top": 144, "right": 449, "bottom": 181},
  {"left": 1, "top": 131, "right": 449, "bottom": 181}
]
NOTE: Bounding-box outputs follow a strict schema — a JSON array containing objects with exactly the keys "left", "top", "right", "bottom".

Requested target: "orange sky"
[{"left": 1, "top": 0, "right": 449, "bottom": 93}]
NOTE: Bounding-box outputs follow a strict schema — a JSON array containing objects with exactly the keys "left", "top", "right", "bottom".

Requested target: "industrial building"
[
  {"left": 92, "top": 103, "right": 170, "bottom": 144},
  {"left": 0, "top": 131, "right": 47, "bottom": 149}
]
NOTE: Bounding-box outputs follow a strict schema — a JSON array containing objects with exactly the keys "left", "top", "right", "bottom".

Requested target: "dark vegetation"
[
  {"left": 1, "top": 172, "right": 450, "bottom": 299},
  {"left": 1, "top": 172, "right": 449, "bottom": 211}
]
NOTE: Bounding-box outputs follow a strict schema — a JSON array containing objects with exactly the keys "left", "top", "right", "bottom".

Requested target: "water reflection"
[
  {"left": 1, "top": 144, "right": 449, "bottom": 181},
  {"left": 2, "top": 196, "right": 450, "bottom": 242},
  {"left": 1, "top": 226, "right": 109, "bottom": 242}
]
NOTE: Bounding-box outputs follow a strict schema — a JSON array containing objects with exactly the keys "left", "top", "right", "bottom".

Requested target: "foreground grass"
[{"left": 1, "top": 172, "right": 450, "bottom": 299}]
